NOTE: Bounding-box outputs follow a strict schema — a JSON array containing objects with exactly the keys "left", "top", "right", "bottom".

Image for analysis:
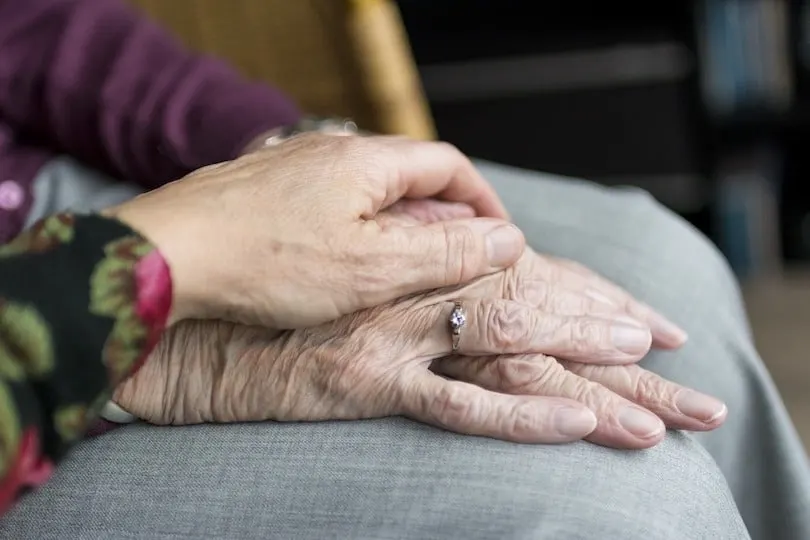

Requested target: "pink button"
[{"left": 0, "top": 180, "right": 24, "bottom": 210}]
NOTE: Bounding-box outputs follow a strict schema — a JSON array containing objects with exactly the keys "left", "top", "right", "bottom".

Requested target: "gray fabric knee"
[
  {"left": 0, "top": 420, "right": 748, "bottom": 539},
  {"left": 608, "top": 186, "right": 745, "bottom": 311}
]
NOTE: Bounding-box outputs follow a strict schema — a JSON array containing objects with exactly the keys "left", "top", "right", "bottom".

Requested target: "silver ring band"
[{"left": 448, "top": 301, "right": 466, "bottom": 352}]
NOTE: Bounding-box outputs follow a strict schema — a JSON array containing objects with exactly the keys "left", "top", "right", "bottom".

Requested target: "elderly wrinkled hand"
[
  {"left": 383, "top": 202, "right": 726, "bottom": 448},
  {"left": 113, "top": 205, "right": 726, "bottom": 450}
]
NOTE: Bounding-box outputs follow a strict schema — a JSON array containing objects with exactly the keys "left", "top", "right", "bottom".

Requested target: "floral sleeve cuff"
[{"left": 0, "top": 213, "right": 172, "bottom": 515}]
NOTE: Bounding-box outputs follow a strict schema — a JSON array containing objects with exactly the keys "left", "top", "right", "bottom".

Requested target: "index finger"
[
  {"left": 370, "top": 136, "right": 509, "bottom": 219},
  {"left": 541, "top": 255, "right": 688, "bottom": 348}
]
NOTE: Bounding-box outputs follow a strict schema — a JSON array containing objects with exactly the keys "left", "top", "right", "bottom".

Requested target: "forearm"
[
  {"left": 0, "top": 0, "right": 301, "bottom": 187},
  {"left": 0, "top": 213, "right": 172, "bottom": 515}
]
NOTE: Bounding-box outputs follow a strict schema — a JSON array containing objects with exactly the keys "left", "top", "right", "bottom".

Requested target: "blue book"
[
  {"left": 741, "top": 0, "right": 765, "bottom": 105},
  {"left": 702, "top": 0, "right": 734, "bottom": 113},
  {"left": 725, "top": 0, "right": 746, "bottom": 109}
]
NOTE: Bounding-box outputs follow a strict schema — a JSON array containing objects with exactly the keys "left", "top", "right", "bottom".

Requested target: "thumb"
[{"left": 382, "top": 218, "right": 525, "bottom": 295}]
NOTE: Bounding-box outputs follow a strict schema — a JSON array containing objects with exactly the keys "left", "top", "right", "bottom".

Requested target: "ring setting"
[{"left": 449, "top": 301, "right": 466, "bottom": 352}]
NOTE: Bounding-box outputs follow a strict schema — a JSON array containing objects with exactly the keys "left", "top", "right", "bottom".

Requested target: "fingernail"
[
  {"left": 676, "top": 389, "right": 727, "bottom": 423},
  {"left": 554, "top": 407, "right": 597, "bottom": 438},
  {"left": 610, "top": 324, "right": 652, "bottom": 354},
  {"left": 649, "top": 312, "right": 688, "bottom": 346},
  {"left": 479, "top": 223, "right": 524, "bottom": 267},
  {"left": 619, "top": 406, "right": 664, "bottom": 438}
]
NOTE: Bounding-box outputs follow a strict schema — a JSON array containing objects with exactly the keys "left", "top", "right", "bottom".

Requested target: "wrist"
[
  {"left": 240, "top": 116, "right": 359, "bottom": 154},
  {"left": 100, "top": 204, "right": 195, "bottom": 325},
  {"left": 112, "top": 319, "right": 233, "bottom": 425}
]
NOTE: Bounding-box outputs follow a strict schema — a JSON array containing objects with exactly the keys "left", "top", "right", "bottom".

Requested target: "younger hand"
[{"left": 106, "top": 134, "right": 519, "bottom": 328}]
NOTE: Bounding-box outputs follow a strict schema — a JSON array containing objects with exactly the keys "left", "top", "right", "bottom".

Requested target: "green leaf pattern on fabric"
[
  {"left": 0, "top": 380, "right": 21, "bottom": 479},
  {"left": 0, "top": 215, "right": 75, "bottom": 257},
  {"left": 53, "top": 405, "right": 89, "bottom": 443},
  {"left": 0, "top": 213, "right": 172, "bottom": 514},
  {"left": 0, "top": 340, "right": 24, "bottom": 382},
  {"left": 0, "top": 302, "right": 54, "bottom": 378},
  {"left": 89, "top": 236, "right": 152, "bottom": 383}
]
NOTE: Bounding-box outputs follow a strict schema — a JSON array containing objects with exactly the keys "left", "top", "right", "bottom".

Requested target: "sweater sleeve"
[
  {"left": 0, "top": 0, "right": 301, "bottom": 188},
  {"left": 0, "top": 213, "right": 173, "bottom": 515}
]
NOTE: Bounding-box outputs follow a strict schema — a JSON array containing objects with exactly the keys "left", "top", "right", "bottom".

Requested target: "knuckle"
[
  {"left": 495, "top": 355, "right": 534, "bottom": 389},
  {"left": 496, "top": 354, "right": 562, "bottom": 392},
  {"left": 557, "top": 362, "right": 622, "bottom": 413},
  {"left": 483, "top": 303, "right": 529, "bottom": 351},
  {"left": 364, "top": 143, "right": 392, "bottom": 173},
  {"left": 510, "top": 400, "right": 543, "bottom": 436},
  {"left": 361, "top": 155, "right": 396, "bottom": 194},
  {"left": 432, "top": 384, "right": 475, "bottom": 427},
  {"left": 443, "top": 224, "right": 482, "bottom": 283},
  {"left": 569, "top": 319, "right": 609, "bottom": 352},
  {"left": 632, "top": 372, "right": 669, "bottom": 408},
  {"left": 511, "top": 278, "right": 549, "bottom": 307},
  {"left": 565, "top": 376, "right": 606, "bottom": 410}
]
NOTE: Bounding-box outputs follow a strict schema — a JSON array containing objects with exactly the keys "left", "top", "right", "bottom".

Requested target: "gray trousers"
[{"left": 2, "top": 157, "right": 808, "bottom": 539}]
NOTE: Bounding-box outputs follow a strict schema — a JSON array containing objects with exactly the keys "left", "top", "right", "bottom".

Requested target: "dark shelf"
[
  {"left": 397, "top": 1, "right": 693, "bottom": 65},
  {"left": 704, "top": 103, "right": 810, "bottom": 148},
  {"left": 398, "top": 0, "right": 810, "bottom": 264}
]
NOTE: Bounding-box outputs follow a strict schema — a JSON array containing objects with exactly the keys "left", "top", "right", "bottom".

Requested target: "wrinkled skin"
[
  {"left": 108, "top": 134, "right": 521, "bottom": 328},
  {"left": 116, "top": 201, "right": 726, "bottom": 450}
]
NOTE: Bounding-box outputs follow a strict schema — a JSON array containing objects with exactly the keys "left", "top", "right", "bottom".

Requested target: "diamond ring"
[{"left": 448, "top": 301, "right": 466, "bottom": 352}]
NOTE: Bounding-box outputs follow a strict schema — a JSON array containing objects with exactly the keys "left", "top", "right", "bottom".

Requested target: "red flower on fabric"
[
  {"left": 132, "top": 249, "right": 173, "bottom": 371},
  {"left": 0, "top": 429, "right": 54, "bottom": 515}
]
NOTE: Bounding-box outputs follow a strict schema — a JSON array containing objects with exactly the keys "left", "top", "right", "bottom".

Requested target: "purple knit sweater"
[{"left": 0, "top": 0, "right": 302, "bottom": 242}]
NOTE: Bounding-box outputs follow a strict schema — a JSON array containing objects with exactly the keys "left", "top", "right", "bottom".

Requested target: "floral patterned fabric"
[{"left": 0, "top": 213, "right": 172, "bottom": 515}]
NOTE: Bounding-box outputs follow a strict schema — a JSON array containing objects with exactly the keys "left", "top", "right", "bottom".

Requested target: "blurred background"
[
  {"left": 398, "top": 0, "right": 810, "bottom": 450},
  {"left": 129, "top": 0, "right": 809, "bottom": 448}
]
